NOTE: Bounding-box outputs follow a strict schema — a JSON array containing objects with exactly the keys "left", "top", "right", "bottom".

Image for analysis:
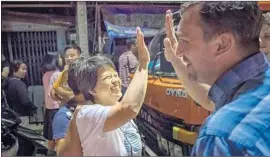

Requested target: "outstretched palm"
[
  {"left": 164, "top": 10, "right": 178, "bottom": 63},
  {"left": 136, "top": 27, "right": 150, "bottom": 68}
]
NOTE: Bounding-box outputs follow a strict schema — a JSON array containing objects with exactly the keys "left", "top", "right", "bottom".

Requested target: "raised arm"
[
  {"left": 103, "top": 27, "right": 150, "bottom": 132},
  {"left": 164, "top": 10, "right": 214, "bottom": 111}
]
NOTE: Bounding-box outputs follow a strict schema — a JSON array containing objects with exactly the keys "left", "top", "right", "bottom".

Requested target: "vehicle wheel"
[{"left": 1, "top": 134, "right": 19, "bottom": 156}]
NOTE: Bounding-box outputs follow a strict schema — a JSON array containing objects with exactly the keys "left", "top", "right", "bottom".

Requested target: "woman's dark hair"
[
  {"left": 68, "top": 57, "right": 94, "bottom": 101},
  {"left": 9, "top": 60, "right": 26, "bottom": 77},
  {"left": 68, "top": 57, "right": 85, "bottom": 96},
  {"left": 74, "top": 55, "right": 115, "bottom": 101},
  {"left": 41, "top": 52, "right": 60, "bottom": 73}
]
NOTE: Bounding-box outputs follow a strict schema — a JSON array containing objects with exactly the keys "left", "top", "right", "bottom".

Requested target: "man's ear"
[
  {"left": 89, "top": 90, "right": 97, "bottom": 96},
  {"left": 214, "top": 33, "right": 233, "bottom": 57}
]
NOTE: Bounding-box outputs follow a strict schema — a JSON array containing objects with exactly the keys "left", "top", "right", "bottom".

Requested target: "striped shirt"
[
  {"left": 120, "top": 120, "right": 142, "bottom": 156},
  {"left": 192, "top": 52, "right": 270, "bottom": 156},
  {"left": 119, "top": 51, "right": 138, "bottom": 87}
]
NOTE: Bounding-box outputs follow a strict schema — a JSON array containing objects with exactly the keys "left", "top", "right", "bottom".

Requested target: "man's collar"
[{"left": 208, "top": 52, "right": 269, "bottom": 110}]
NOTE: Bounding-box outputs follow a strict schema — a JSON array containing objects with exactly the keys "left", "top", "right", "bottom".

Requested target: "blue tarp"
[
  {"left": 104, "top": 21, "right": 159, "bottom": 38},
  {"left": 101, "top": 5, "right": 179, "bottom": 38}
]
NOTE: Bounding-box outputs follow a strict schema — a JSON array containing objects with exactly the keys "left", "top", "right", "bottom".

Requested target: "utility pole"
[
  {"left": 97, "top": 5, "right": 102, "bottom": 53},
  {"left": 76, "top": 1, "right": 89, "bottom": 56}
]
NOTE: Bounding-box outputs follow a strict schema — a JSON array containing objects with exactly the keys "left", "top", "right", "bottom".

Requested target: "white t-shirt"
[{"left": 76, "top": 104, "right": 142, "bottom": 156}]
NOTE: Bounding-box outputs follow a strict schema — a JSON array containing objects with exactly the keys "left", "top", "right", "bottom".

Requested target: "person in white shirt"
[{"left": 58, "top": 27, "right": 150, "bottom": 156}]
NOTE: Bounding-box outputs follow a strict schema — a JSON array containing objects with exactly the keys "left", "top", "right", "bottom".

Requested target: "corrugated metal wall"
[{"left": 2, "top": 31, "right": 58, "bottom": 85}]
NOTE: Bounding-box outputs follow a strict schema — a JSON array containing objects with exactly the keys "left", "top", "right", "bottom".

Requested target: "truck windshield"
[{"left": 148, "top": 32, "right": 177, "bottom": 78}]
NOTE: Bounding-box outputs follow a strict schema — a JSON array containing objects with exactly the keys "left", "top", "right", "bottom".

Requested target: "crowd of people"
[{"left": 1, "top": 1, "right": 270, "bottom": 156}]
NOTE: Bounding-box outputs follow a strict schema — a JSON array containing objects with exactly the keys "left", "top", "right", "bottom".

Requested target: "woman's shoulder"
[
  {"left": 7, "top": 77, "right": 23, "bottom": 85},
  {"left": 49, "top": 70, "right": 61, "bottom": 81},
  {"left": 43, "top": 71, "right": 55, "bottom": 81},
  {"left": 79, "top": 104, "right": 111, "bottom": 112},
  {"left": 43, "top": 70, "right": 56, "bottom": 76},
  {"left": 77, "top": 104, "right": 112, "bottom": 118},
  {"left": 5, "top": 77, "right": 26, "bottom": 91},
  {"left": 2, "top": 77, "right": 19, "bottom": 89},
  {"left": 51, "top": 70, "right": 61, "bottom": 77}
]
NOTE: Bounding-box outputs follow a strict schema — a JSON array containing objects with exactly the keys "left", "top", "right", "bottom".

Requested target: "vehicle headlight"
[
  {"left": 169, "top": 141, "right": 183, "bottom": 156},
  {"left": 157, "top": 134, "right": 169, "bottom": 155}
]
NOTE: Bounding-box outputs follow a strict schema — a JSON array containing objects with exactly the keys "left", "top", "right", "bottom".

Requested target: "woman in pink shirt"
[{"left": 41, "top": 52, "right": 63, "bottom": 155}]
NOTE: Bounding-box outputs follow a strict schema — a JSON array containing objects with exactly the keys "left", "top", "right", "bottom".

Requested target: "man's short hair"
[
  {"left": 180, "top": 2, "right": 263, "bottom": 56},
  {"left": 65, "top": 44, "right": 82, "bottom": 55},
  {"left": 126, "top": 38, "right": 137, "bottom": 49}
]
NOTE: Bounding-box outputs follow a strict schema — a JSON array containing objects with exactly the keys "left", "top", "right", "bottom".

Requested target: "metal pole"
[
  {"left": 76, "top": 1, "right": 89, "bottom": 56},
  {"left": 97, "top": 5, "right": 102, "bottom": 53},
  {"left": 1, "top": 4, "right": 73, "bottom": 8}
]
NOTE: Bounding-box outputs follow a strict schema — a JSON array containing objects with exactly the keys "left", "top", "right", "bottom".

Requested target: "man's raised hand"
[
  {"left": 164, "top": 10, "right": 178, "bottom": 63},
  {"left": 136, "top": 27, "right": 150, "bottom": 69}
]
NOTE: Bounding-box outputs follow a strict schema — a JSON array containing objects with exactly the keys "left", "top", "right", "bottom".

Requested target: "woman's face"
[
  {"left": 14, "top": 63, "right": 27, "bottom": 79},
  {"left": 93, "top": 67, "right": 122, "bottom": 104}
]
